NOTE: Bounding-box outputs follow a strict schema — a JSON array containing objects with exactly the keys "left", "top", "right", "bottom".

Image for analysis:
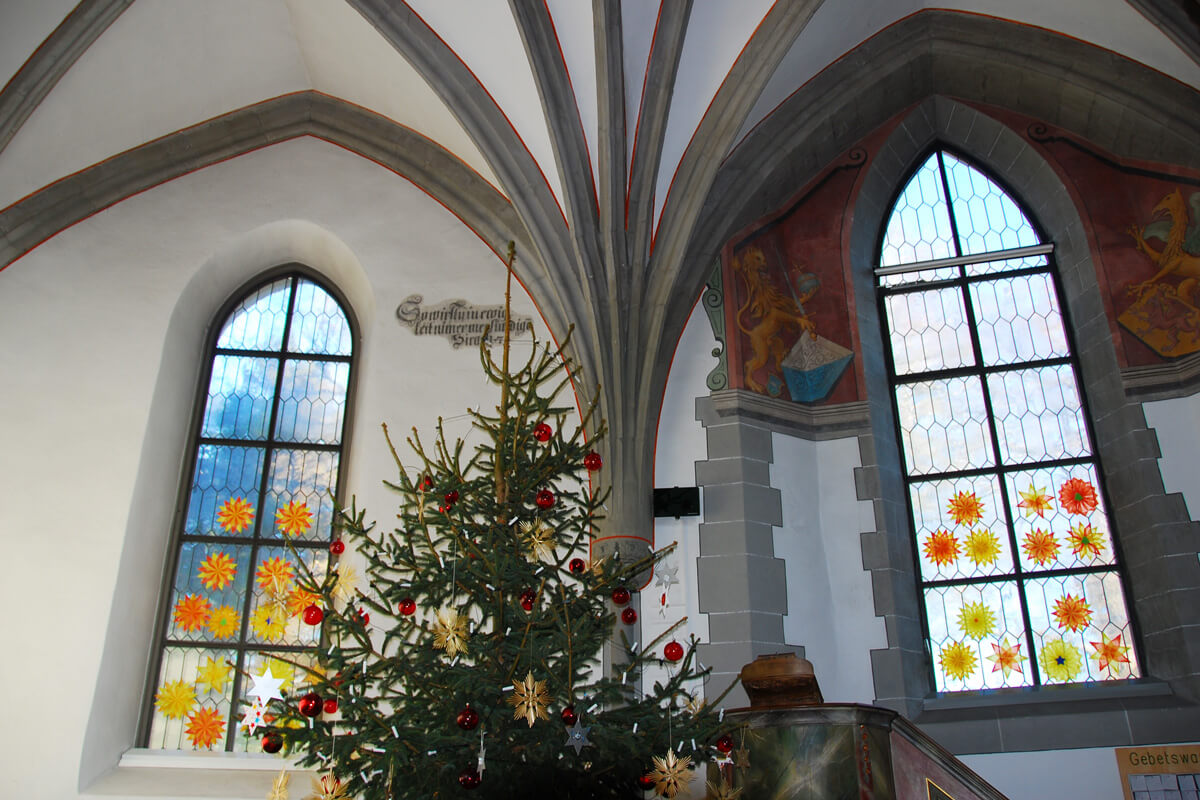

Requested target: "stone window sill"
[{"left": 84, "top": 749, "right": 312, "bottom": 798}]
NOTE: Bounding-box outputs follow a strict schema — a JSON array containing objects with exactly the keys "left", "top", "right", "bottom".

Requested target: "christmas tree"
[{"left": 263, "top": 244, "right": 735, "bottom": 799}]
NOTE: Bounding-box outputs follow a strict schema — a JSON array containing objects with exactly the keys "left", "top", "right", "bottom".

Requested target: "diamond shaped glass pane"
[
  {"left": 216, "top": 278, "right": 290, "bottom": 351},
  {"left": 970, "top": 273, "right": 1069, "bottom": 366},
  {"left": 884, "top": 287, "right": 975, "bottom": 375},
  {"left": 943, "top": 153, "right": 1041, "bottom": 256},
  {"left": 986, "top": 364, "right": 1090, "bottom": 465},
  {"left": 895, "top": 375, "right": 994, "bottom": 475}
]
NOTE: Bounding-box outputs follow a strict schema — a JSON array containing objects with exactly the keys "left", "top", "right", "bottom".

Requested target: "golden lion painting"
[{"left": 732, "top": 246, "right": 817, "bottom": 393}]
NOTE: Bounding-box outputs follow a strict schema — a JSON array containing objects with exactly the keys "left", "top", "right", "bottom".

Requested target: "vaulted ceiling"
[{"left": 3, "top": 0, "right": 1198, "bottom": 547}]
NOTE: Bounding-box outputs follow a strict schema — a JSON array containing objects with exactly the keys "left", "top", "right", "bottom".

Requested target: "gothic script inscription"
[{"left": 396, "top": 295, "right": 533, "bottom": 349}]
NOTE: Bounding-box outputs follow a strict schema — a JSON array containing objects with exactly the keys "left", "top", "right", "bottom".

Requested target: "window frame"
[
  {"left": 873, "top": 146, "right": 1146, "bottom": 695},
  {"left": 137, "top": 264, "right": 359, "bottom": 751}
]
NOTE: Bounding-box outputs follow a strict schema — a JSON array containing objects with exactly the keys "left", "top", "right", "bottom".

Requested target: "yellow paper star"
[
  {"left": 519, "top": 520, "right": 555, "bottom": 562},
  {"left": 195, "top": 656, "right": 232, "bottom": 695},
  {"left": 506, "top": 670, "right": 550, "bottom": 727},
  {"left": 332, "top": 565, "right": 358, "bottom": 604},
  {"left": 648, "top": 749, "right": 693, "bottom": 798},
  {"left": 432, "top": 607, "right": 469, "bottom": 658}
]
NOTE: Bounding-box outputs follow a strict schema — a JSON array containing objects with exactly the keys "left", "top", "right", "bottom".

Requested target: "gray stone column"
[{"left": 695, "top": 395, "right": 801, "bottom": 707}]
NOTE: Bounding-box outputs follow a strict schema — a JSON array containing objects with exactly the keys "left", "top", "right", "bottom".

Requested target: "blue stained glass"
[
  {"left": 288, "top": 280, "right": 352, "bottom": 355},
  {"left": 185, "top": 445, "right": 266, "bottom": 536},
  {"left": 274, "top": 360, "right": 349, "bottom": 444},
  {"left": 216, "top": 278, "right": 290, "bottom": 351},
  {"left": 260, "top": 449, "right": 340, "bottom": 541},
  {"left": 200, "top": 356, "right": 279, "bottom": 440}
]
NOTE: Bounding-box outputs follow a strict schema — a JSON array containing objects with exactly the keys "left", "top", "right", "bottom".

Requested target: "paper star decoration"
[
  {"left": 648, "top": 749, "right": 693, "bottom": 798},
  {"left": 564, "top": 718, "right": 592, "bottom": 754},
  {"left": 195, "top": 656, "right": 232, "bottom": 695},
  {"left": 654, "top": 561, "right": 680, "bottom": 589},
  {"left": 519, "top": 520, "right": 555, "bottom": 562},
  {"left": 432, "top": 607, "right": 469, "bottom": 658},
  {"left": 706, "top": 778, "right": 743, "bottom": 800},
  {"left": 241, "top": 696, "right": 269, "bottom": 734},
  {"left": 506, "top": 671, "right": 550, "bottom": 727},
  {"left": 304, "top": 773, "right": 350, "bottom": 800},
  {"left": 734, "top": 746, "right": 750, "bottom": 771},
  {"left": 248, "top": 664, "right": 286, "bottom": 705},
  {"left": 267, "top": 769, "right": 289, "bottom": 800},
  {"left": 332, "top": 565, "right": 358, "bottom": 604}
]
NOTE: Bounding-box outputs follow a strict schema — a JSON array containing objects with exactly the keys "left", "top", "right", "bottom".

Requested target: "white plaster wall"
[
  {"left": 962, "top": 746, "right": 1128, "bottom": 800},
  {"left": 0, "top": 136, "right": 552, "bottom": 799},
  {"left": 643, "top": 297, "right": 717, "bottom": 704},
  {"left": 1143, "top": 393, "right": 1200, "bottom": 524},
  {"left": 771, "top": 434, "right": 887, "bottom": 704}
]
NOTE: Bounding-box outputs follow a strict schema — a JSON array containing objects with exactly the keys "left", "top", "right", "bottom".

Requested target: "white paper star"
[
  {"left": 241, "top": 695, "right": 269, "bottom": 734},
  {"left": 564, "top": 718, "right": 592, "bottom": 755},
  {"left": 654, "top": 562, "right": 679, "bottom": 589},
  {"left": 248, "top": 664, "right": 286, "bottom": 704}
]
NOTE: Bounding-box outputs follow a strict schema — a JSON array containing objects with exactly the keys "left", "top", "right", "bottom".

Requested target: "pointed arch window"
[
  {"left": 876, "top": 150, "right": 1141, "bottom": 692},
  {"left": 142, "top": 272, "right": 355, "bottom": 750}
]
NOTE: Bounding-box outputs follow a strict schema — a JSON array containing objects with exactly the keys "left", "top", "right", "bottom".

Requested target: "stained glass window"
[
  {"left": 877, "top": 151, "right": 1140, "bottom": 692},
  {"left": 143, "top": 273, "right": 353, "bottom": 750}
]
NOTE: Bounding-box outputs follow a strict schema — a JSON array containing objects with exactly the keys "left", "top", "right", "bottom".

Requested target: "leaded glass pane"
[
  {"left": 894, "top": 376, "right": 994, "bottom": 475},
  {"left": 943, "top": 153, "right": 1040, "bottom": 257},
  {"left": 246, "top": 546, "right": 328, "bottom": 646},
  {"left": 184, "top": 445, "right": 266, "bottom": 537},
  {"left": 880, "top": 155, "right": 956, "bottom": 268},
  {"left": 167, "top": 542, "right": 252, "bottom": 642},
  {"left": 925, "top": 581, "right": 1028, "bottom": 691},
  {"left": 970, "top": 273, "right": 1069, "bottom": 366},
  {"left": 216, "top": 278, "right": 290, "bottom": 351},
  {"left": 200, "top": 356, "right": 279, "bottom": 440},
  {"left": 986, "top": 365, "right": 1089, "bottom": 464},
  {"left": 274, "top": 360, "right": 349, "bottom": 444},
  {"left": 1025, "top": 571, "right": 1140, "bottom": 683},
  {"left": 147, "top": 647, "right": 236, "bottom": 750},
  {"left": 884, "top": 287, "right": 975, "bottom": 375},
  {"left": 261, "top": 449, "right": 340, "bottom": 542},
  {"left": 963, "top": 253, "right": 1048, "bottom": 278},
  {"left": 288, "top": 279, "right": 353, "bottom": 355},
  {"left": 910, "top": 475, "right": 1013, "bottom": 582},
  {"left": 1004, "top": 464, "right": 1115, "bottom": 572}
]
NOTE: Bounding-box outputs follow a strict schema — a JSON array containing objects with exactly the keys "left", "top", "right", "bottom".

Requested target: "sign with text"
[
  {"left": 1116, "top": 745, "right": 1200, "bottom": 800},
  {"left": 396, "top": 295, "right": 532, "bottom": 349}
]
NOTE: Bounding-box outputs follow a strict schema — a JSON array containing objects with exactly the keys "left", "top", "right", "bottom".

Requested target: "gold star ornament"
[
  {"left": 266, "top": 769, "right": 289, "bottom": 800},
  {"left": 648, "top": 749, "right": 693, "bottom": 798},
  {"left": 304, "top": 773, "right": 350, "bottom": 800},
  {"left": 432, "top": 607, "right": 469, "bottom": 658},
  {"left": 706, "top": 778, "right": 743, "bottom": 800},
  {"left": 519, "top": 520, "right": 555, "bottom": 562},
  {"left": 506, "top": 670, "right": 551, "bottom": 727}
]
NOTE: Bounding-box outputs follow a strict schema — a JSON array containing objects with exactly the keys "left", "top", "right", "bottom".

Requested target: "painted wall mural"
[
  {"left": 1122, "top": 188, "right": 1200, "bottom": 358},
  {"left": 721, "top": 150, "right": 871, "bottom": 406}
]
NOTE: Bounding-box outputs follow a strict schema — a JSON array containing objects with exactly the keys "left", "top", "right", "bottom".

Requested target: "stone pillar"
[{"left": 695, "top": 394, "right": 801, "bottom": 707}]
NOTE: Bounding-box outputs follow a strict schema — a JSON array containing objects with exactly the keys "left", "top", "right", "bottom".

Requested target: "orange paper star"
[{"left": 216, "top": 497, "right": 254, "bottom": 533}]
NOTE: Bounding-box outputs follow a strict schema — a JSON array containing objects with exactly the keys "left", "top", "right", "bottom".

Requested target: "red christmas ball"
[
  {"left": 298, "top": 692, "right": 321, "bottom": 718},
  {"left": 535, "top": 489, "right": 555, "bottom": 509},
  {"left": 421, "top": 474, "right": 434, "bottom": 491},
  {"left": 715, "top": 733, "right": 734, "bottom": 754},
  {"left": 637, "top": 773, "right": 656, "bottom": 790},
  {"left": 323, "top": 698, "right": 338, "bottom": 714},
  {"left": 611, "top": 587, "right": 631, "bottom": 606},
  {"left": 621, "top": 607, "right": 638, "bottom": 625},
  {"left": 663, "top": 641, "right": 684, "bottom": 662},
  {"left": 358, "top": 608, "right": 370, "bottom": 625},
  {"left": 533, "top": 422, "right": 553, "bottom": 442},
  {"left": 569, "top": 557, "right": 586, "bottom": 574},
  {"left": 302, "top": 604, "right": 324, "bottom": 625},
  {"left": 399, "top": 597, "right": 416, "bottom": 616},
  {"left": 457, "top": 704, "right": 479, "bottom": 731},
  {"left": 561, "top": 705, "right": 577, "bottom": 726},
  {"left": 584, "top": 451, "right": 603, "bottom": 471},
  {"left": 444, "top": 489, "right": 459, "bottom": 508},
  {"left": 261, "top": 732, "right": 283, "bottom": 753},
  {"left": 458, "top": 767, "right": 481, "bottom": 789},
  {"left": 329, "top": 539, "right": 345, "bottom": 555},
  {"left": 520, "top": 588, "right": 537, "bottom": 611}
]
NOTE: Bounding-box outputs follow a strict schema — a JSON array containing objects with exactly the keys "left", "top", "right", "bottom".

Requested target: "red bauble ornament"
[
  {"left": 298, "top": 692, "right": 321, "bottom": 717},
  {"left": 520, "top": 588, "right": 537, "bottom": 611},
  {"left": 663, "top": 640, "right": 684, "bottom": 662},
  {"left": 561, "top": 705, "right": 577, "bottom": 726},
  {"left": 584, "top": 451, "right": 603, "bottom": 471},
  {"left": 611, "top": 587, "right": 631, "bottom": 606},
  {"left": 637, "top": 773, "right": 656, "bottom": 790},
  {"left": 444, "top": 489, "right": 459, "bottom": 508},
  {"left": 302, "top": 604, "right": 324, "bottom": 625},
  {"left": 323, "top": 698, "right": 339, "bottom": 714},
  {"left": 533, "top": 422, "right": 553, "bottom": 442},
  {"left": 621, "top": 607, "right": 638, "bottom": 625},
  {"left": 535, "top": 489, "right": 555, "bottom": 508},
  {"left": 715, "top": 733, "right": 734, "bottom": 754},
  {"left": 456, "top": 704, "right": 479, "bottom": 731},
  {"left": 353, "top": 607, "right": 369, "bottom": 626},
  {"left": 399, "top": 597, "right": 416, "bottom": 616},
  {"left": 568, "top": 557, "right": 586, "bottom": 574},
  {"left": 458, "top": 767, "right": 481, "bottom": 789},
  {"left": 329, "top": 539, "right": 345, "bottom": 555},
  {"left": 261, "top": 732, "right": 283, "bottom": 753},
  {"left": 420, "top": 474, "right": 434, "bottom": 491}
]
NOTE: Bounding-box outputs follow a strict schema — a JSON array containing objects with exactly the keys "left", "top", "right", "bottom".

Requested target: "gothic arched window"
[
  {"left": 876, "top": 150, "right": 1140, "bottom": 692},
  {"left": 142, "top": 271, "right": 355, "bottom": 750}
]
